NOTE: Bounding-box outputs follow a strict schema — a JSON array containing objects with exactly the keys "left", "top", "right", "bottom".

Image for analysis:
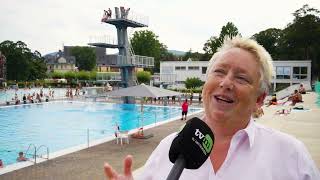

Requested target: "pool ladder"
[{"left": 25, "top": 144, "right": 49, "bottom": 164}]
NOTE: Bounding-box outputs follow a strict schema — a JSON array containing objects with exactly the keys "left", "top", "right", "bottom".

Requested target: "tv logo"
[{"left": 195, "top": 129, "right": 213, "bottom": 154}]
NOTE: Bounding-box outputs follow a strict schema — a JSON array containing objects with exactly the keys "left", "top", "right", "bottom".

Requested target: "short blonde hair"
[{"left": 206, "top": 36, "right": 274, "bottom": 94}]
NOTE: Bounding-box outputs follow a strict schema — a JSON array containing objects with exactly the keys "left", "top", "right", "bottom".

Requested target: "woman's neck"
[{"left": 203, "top": 115, "right": 250, "bottom": 142}]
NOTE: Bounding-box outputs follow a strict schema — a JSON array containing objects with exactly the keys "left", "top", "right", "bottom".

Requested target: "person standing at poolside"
[
  {"left": 189, "top": 92, "right": 193, "bottom": 105},
  {"left": 0, "top": 159, "right": 4, "bottom": 168},
  {"left": 103, "top": 37, "right": 320, "bottom": 180},
  {"left": 23, "top": 94, "right": 27, "bottom": 104},
  {"left": 181, "top": 99, "right": 189, "bottom": 120}
]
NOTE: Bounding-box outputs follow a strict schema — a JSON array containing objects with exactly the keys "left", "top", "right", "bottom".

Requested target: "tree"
[
  {"left": 64, "top": 71, "right": 76, "bottom": 83},
  {"left": 76, "top": 71, "right": 90, "bottom": 80},
  {"left": 0, "top": 40, "right": 47, "bottom": 81},
  {"left": 185, "top": 77, "right": 204, "bottom": 89},
  {"left": 28, "top": 50, "right": 47, "bottom": 80},
  {"left": 182, "top": 49, "right": 206, "bottom": 61},
  {"left": 252, "top": 28, "right": 282, "bottom": 59},
  {"left": 182, "top": 49, "right": 193, "bottom": 61},
  {"left": 71, "top": 46, "right": 96, "bottom": 71},
  {"left": 282, "top": 4, "right": 320, "bottom": 79},
  {"left": 160, "top": 51, "right": 180, "bottom": 61},
  {"left": 50, "top": 71, "right": 64, "bottom": 79},
  {"left": 203, "top": 22, "right": 241, "bottom": 57},
  {"left": 136, "top": 71, "right": 151, "bottom": 84},
  {"left": 130, "top": 30, "right": 168, "bottom": 72}
]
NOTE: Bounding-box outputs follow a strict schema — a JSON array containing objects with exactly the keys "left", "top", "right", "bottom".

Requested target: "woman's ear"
[{"left": 256, "top": 92, "right": 267, "bottom": 107}]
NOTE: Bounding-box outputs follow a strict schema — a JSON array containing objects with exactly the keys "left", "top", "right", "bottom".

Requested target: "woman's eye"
[
  {"left": 213, "top": 69, "right": 225, "bottom": 74},
  {"left": 237, "top": 76, "right": 249, "bottom": 83}
]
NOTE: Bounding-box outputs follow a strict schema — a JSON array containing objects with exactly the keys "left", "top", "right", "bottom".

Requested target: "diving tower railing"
[
  {"left": 89, "top": 35, "right": 117, "bottom": 45},
  {"left": 103, "top": 8, "right": 149, "bottom": 26},
  {"left": 99, "top": 55, "right": 154, "bottom": 67}
]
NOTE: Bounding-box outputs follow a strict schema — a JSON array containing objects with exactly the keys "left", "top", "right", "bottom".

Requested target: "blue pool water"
[{"left": 0, "top": 101, "right": 200, "bottom": 165}]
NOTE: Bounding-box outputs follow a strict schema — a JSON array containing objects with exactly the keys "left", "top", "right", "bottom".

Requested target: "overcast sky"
[{"left": 1, "top": 0, "right": 319, "bottom": 55}]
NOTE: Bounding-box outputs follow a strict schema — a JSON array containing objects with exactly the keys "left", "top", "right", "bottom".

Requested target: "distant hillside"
[
  {"left": 44, "top": 51, "right": 58, "bottom": 57},
  {"left": 168, "top": 50, "right": 186, "bottom": 56}
]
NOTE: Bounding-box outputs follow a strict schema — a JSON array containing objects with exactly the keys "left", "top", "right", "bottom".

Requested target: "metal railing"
[
  {"left": 98, "top": 55, "right": 154, "bottom": 67},
  {"left": 25, "top": 144, "right": 49, "bottom": 164},
  {"left": 89, "top": 35, "right": 117, "bottom": 45},
  {"left": 102, "top": 8, "right": 149, "bottom": 26}
]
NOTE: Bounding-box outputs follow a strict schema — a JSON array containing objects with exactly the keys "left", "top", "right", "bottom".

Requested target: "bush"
[
  {"left": 136, "top": 71, "right": 151, "bottom": 84},
  {"left": 185, "top": 77, "right": 204, "bottom": 89},
  {"left": 76, "top": 71, "right": 90, "bottom": 80},
  {"left": 89, "top": 71, "right": 97, "bottom": 80},
  {"left": 64, "top": 71, "right": 76, "bottom": 80},
  {"left": 50, "top": 71, "right": 64, "bottom": 79}
]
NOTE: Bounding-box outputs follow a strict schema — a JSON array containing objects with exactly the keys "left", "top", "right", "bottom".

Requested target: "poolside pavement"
[{"left": 0, "top": 92, "right": 319, "bottom": 179}]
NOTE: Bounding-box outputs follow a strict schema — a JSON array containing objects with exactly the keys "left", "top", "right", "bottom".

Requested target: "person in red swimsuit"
[{"left": 181, "top": 99, "right": 189, "bottom": 120}]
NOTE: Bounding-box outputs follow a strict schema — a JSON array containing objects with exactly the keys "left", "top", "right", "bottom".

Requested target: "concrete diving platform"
[{"left": 88, "top": 43, "right": 120, "bottom": 49}]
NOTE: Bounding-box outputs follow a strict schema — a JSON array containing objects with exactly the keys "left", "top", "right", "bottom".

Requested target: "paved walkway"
[{"left": 0, "top": 93, "right": 319, "bottom": 179}]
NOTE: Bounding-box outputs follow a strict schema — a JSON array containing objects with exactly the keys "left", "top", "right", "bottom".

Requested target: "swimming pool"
[{"left": 0, "top": 101, "right": 201, "bottom": 166}]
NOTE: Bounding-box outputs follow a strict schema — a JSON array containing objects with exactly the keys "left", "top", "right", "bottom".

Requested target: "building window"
[
  {"left": 202, "top": 67, "right": 207, "bottom": 74},
  {"left": 293, "top": 67, "right": 307, "bottom": 79},
  {"left": 188, "top": 66, "right": 199, "bottom": 70},
  {"left": 162, "top": 66, "right": 174, "bottom": 73},
  {"left": 276, "top": 66, "right": 290, "bottom": 79},
  {"left": 175, "top": 66, "right": 186, "bottom": 70}
]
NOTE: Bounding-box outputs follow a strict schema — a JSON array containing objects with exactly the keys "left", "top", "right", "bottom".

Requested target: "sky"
[{"left": 1, "top": 0, "right": 319, "bottom": 55}]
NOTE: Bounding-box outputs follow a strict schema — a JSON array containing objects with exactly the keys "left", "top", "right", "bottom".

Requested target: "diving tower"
[{"left": 88, "top": 7, "right": 154, "bottom": 103}]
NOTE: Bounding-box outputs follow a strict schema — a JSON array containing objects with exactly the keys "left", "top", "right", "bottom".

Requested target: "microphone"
[{"left": 166, "top": 117, "right": 214, "bottom": 180}]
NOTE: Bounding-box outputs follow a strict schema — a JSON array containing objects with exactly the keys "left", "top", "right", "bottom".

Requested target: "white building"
[{"left": 160, "top": 60, "right": 311, "bottom": 91}]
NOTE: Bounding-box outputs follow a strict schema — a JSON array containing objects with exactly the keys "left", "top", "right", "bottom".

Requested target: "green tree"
[
  {"left": 182, "top": 49, "right": 193, "bottom": 61},
  {"left": 28, "top": 50, "right": 47, "bottom": 80},
  {"left": 160, "top": 51, "right": 180, "bottom": 61},
  {"left": 89, "top": 71, "right": 97, "bottom": 80},
  {"left": 130, "top": 30, "right": 168, "bottom": 72},
  {"left": 50, "top": 71, "right": 64, "bottom": 79},
  {"left": 182, "top": 49, "right": 206, "bottom": 61},
  {"left": 76, "top": 71, "right": 90, "bottom": 80},
  {"left": 136, "top": 71, "right": 151, "bottom": 84},
  {"left": 282, "top": 4, "right": 320, "bottom": 79},
  {"left": 0, "top": 40, "right": 47, "bottom": 81},
  {"left": 64, "top": 71, "right": 76, "bottom": 82},
  {"left": 71, "top": 46, "right": 96, "bottom": 71},
  {"left": 185, "top": 77, "right": 204, "bottom": 89},
  {"left": 203, "top": 22, "right": 241, "bottom": 57},
  {"left": 252, "top": 28, "right": 283, "bottom": 59}
]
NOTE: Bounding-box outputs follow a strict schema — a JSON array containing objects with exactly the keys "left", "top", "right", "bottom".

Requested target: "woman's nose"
[{"left": 219, "top": 74, "right": 234, "bottom": 90}]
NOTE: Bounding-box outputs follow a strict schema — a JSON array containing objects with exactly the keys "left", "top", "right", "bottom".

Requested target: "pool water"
[{"left": 0, "top": 101, "right": 200, "bottom": 165}]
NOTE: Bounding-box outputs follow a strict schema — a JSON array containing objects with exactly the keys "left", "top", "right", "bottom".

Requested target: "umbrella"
[
  {"left": 102, "top": 83, "right": 181, "bottom": 98},
  {"left": 104, "top": 83, "right": 181, "bottom": 138}
]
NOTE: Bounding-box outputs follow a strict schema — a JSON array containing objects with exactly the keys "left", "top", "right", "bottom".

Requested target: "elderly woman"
[{"left": 103, "top": 37, "right": 320, "bottom": 179}]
